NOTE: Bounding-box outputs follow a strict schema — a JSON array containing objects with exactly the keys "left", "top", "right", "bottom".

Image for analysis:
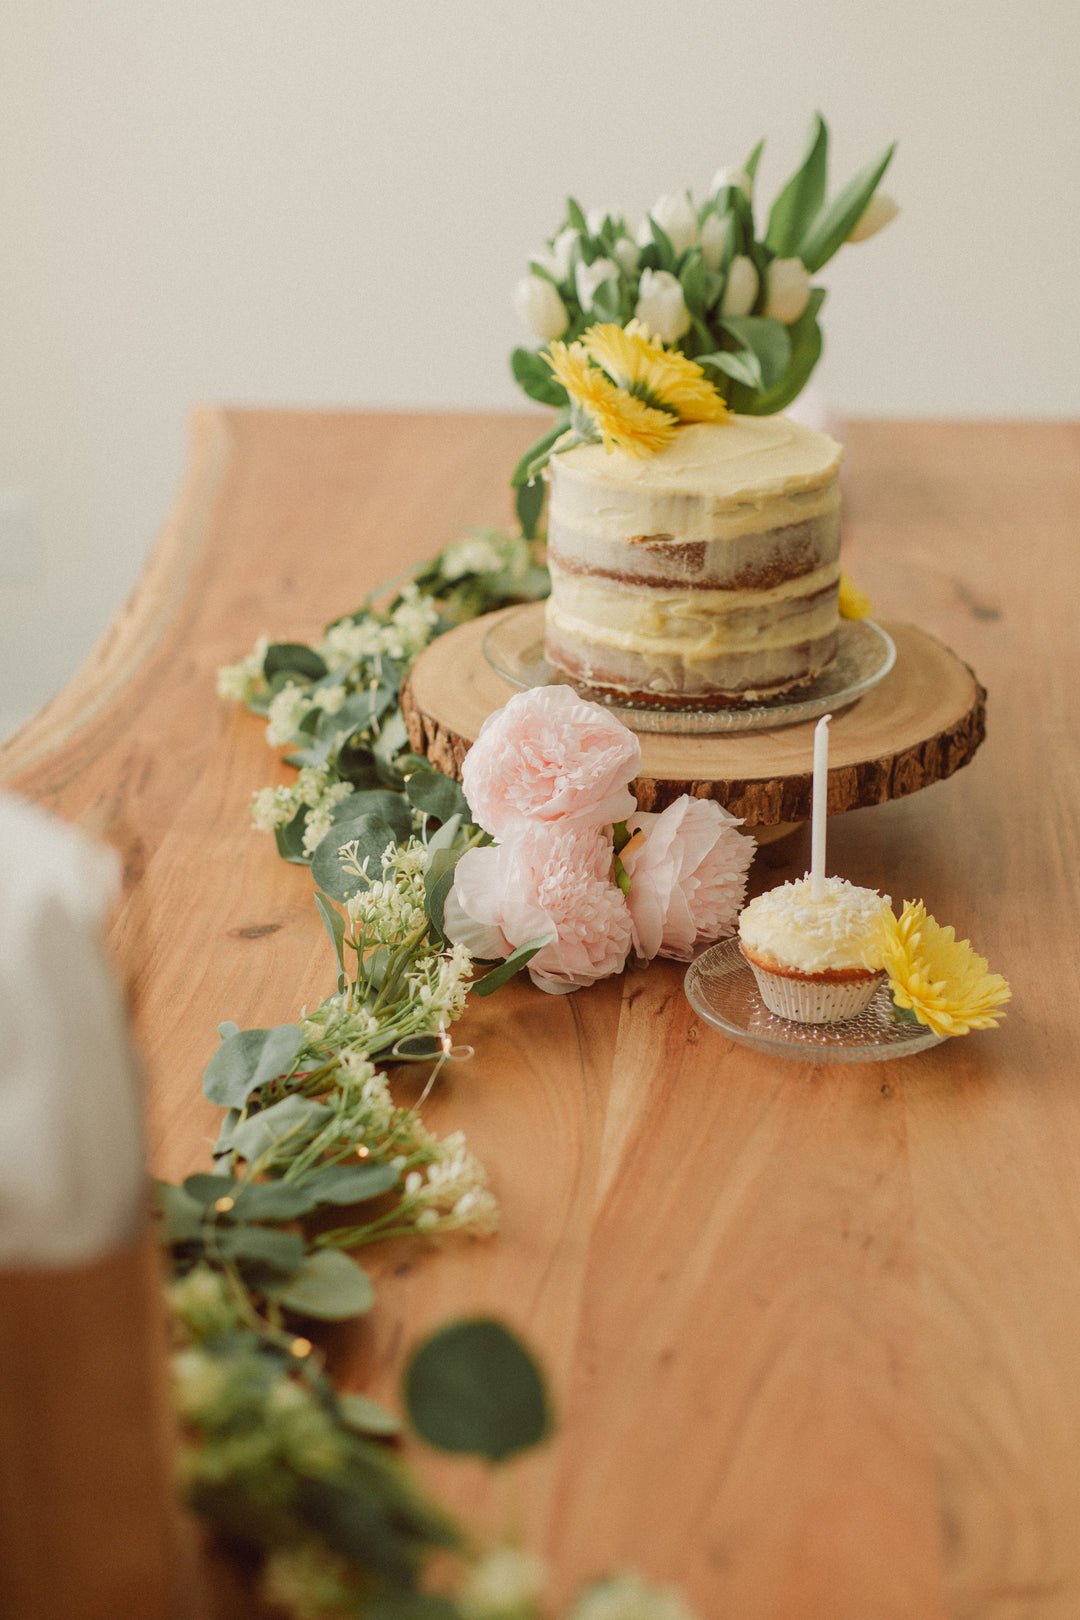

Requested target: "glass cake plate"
[
  {"left": 482, "top": 603, "right": 895, "bottom": 735},
  {"left": 683, "top": 937, "right": 944, "bottom": 1063}
]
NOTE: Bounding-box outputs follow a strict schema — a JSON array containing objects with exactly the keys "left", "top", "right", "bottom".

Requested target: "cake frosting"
[
  {"left": 545, "top": 416, "right": 844, "bottom": 706},
  {"left": 738, "top": 875, "right": 892, "bottom": 976}
]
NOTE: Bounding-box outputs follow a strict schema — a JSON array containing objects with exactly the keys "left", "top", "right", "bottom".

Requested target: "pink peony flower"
[
  {"left": 621, "top": 796, "right": 755, "bottom": 962},
  {"left": 461, "top": 685, "right": 641, "bottom": 840},
  {"left": 444, "top": 823, "right": 632, "bottom": 995}
]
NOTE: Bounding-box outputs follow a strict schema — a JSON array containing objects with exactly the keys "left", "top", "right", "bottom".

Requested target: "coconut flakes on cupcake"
[{"left": 738, "top": 874, "right": 893, "bottom": 1024}]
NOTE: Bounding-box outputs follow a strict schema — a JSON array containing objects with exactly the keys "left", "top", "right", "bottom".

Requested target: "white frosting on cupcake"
[{"left": 738, "top": 875, "right": 892, "bottom": 975}]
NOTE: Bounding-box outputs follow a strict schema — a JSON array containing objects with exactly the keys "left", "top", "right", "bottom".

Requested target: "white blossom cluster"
[
  {"left": 215, "top": 635, "right": 269, "bottom": 704},
  {"left": 251, "top": 764, "right": 354, "bottom": 855},
  {"left": 402, "top": 1130, "right": 498, "bottom": 1237},
  {"left": 320, "top": 584, "right": 440, "bottom": 671}
]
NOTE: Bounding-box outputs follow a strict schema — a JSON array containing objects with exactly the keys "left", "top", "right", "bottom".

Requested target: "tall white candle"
[{"left": 810, "top": 712, "right": 832, "bottom": 903}]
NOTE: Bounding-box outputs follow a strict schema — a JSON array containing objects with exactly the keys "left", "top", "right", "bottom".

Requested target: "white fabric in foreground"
[{"left": 0, "top": 792, "right": 144, "bottom": 1266}]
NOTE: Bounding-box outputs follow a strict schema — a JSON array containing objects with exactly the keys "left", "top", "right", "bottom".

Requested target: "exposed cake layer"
[
  {"left": 545, "top": 560, "right": 840, "bottom": 702},
  {"left": 544, "top": 415, "right": 844, "bottom": 706}
]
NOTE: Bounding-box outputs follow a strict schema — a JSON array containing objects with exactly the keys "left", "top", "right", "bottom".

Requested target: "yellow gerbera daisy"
[
  {"left": 546, "top": 339, "right": 680, "bottom": 457},
  {"left": 582, "top": 322, "right": 730, "bottom": 423},
  {"left": 838, "top": 570, "right": 872, "bottom": 620},
  {"left": 875, "top": 900, "right": 1011, "bottom": 1038}
]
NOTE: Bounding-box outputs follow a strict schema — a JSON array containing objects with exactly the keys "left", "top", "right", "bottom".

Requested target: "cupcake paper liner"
[{"left": 747, "top": 963, "right": 884, "bottom": 1025}]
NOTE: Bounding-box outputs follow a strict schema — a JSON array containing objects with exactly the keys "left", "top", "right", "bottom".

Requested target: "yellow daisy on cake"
[
  {"left": 875, "top": 900, "right": 1011, "bottom": 1037},
  {"left": 581, "top": 321, "right": 731, "bottom": 424},
  {"left": 545, "top": 321, "right": 729, "bottom": 458}
]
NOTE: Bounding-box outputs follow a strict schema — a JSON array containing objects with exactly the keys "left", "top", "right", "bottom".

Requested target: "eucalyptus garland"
[{"left": 159, "top": 532, "right": 696, "bottom": 1617}]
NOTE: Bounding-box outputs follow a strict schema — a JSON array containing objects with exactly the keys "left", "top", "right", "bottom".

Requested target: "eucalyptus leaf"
[
  {"left": 424, "top": 815, "right": 463, "bottom": 859},
  {"left": 271, "top": 1249, "right": 376, "bottom": 1320},
  {"left": 372, "top": 710, "right": 409, "bottom": 770},
  {"left": 765, "top": 111, "right": 828, "bottom": 257},
  {"left": 406, "top": 770, "right": 469, "bottom": 825},
  {"left": 155, "top": 1181, "right": 207, "bottom": 1245},
  {"left": 216, "top": 1224, "right": 307, "bottom": 1271},
  {"left": 310, "top": 812, "right": 398, "bottom": 902},
  {"left": 182, "top": 1173, "right": 239, "bottom": 1207},
  {"left": 203, "top": 1023, "right": 306, "bottom": 1108},
  {"left": 227, "top": 1095, "right": 333, "bottom": 1167},
  {"left": 424, "top": 865, "right": 457, "bottom": 945},
  {"left": 304, "top": 1162, "right": 399, "bottom": 1205},
  {"left": 331, "top": 789, "right": 413, "bottom": 843},
  {"left": 471, "top": 935, "right": 552, "bottom": 997},
  {"left": 230, "top": 1179, "right": 326, "bottom": 1220},
  {"left": 274, "top": 806, "right": 311, "bottom": 866},
  {"left": 798, "top": 141, "right": 896, "bottom": 273},
  {"left": 337, "top": 1392, "right": 402, "bottom": 1437},
  {"left": 405, "top": 1318, "right": 549, "bottom": 1463},
  {"left": 314, "top": 888, "right": 346, "bottom": 978},
  {"left": 264, "top": 642, "right": 329, "bottom": 683}
]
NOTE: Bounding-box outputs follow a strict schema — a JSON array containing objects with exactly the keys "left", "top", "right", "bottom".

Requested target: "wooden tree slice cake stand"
[{"left": 401, "top": 607, "right": 986, "bottom": 843}]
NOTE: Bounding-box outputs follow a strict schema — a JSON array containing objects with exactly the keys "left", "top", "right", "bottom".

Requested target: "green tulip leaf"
[
  {"left": 799, "top": 141, "right": 896, "bottom": 273},
  {"left": 766, "top": 111, "right": 829, "bottom": 257}
]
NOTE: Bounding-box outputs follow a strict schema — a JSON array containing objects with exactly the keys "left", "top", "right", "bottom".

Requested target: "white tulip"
[
  {"left": 634, "top": 269, "right": 692, "bottom": 344},
  {"left": 763, "top": 257, "right": 812, "bottom": 324},
  {"left": 638, "top": 191, "right": 699, "bottom": 257},
  {"left": 533, "top": 226, "right": 579, "bottom": 285},
  {"left": 720, "top": 255, "right": 759, "bottom": 317},
  {"left": 513, "top": 274, "right": 570, "bottom": 341},
  {"left": 700, "top": 211, "right": 731, "bottom": 273},
  {"left": 710, "top": 165, "right": 753, "bottom": 199},
  {"left": 847, "top": 191, "right": 900, "bottom": 244},
  {"left": 613, "top": 235, "right": 640, "bottom": 277},
  {"left": 575, "top": 257, "right": 620, "bottom": 314},
  {"left": 586, "top": 206, "right": 610, "bottom": 236}
]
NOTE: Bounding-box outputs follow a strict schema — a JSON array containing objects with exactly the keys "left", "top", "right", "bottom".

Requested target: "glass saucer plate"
[
  {"left": 482, "top": 603, "right": 895, "bottom": 735},
  {"left": 684, "top": 937, "right": 944, "bottom": 1063}
]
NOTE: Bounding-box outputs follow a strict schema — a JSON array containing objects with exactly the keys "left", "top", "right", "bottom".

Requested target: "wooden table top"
[{"left": 4, "top": 409, "right": 1078, "bottom": 1619}]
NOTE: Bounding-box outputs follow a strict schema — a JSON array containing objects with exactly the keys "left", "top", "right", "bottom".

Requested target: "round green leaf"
[
  {"left": 405, "top": 1319, "right": 549, "bottom": 1463},
  {"left": 272, "top": 1249, "right": 376, "bottom": 1321}
]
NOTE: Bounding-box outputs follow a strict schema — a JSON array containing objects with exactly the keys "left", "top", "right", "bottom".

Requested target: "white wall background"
[{"left": 2, "top": 0, "right": 1078, "bottom": 742}]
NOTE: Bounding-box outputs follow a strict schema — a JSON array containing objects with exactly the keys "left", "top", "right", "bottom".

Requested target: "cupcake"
[{"left": 738, "top": 875, "right": 892, "bottom": 1024}]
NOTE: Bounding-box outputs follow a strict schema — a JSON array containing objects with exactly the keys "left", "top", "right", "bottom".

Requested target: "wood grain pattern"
[
  {"left": 401, "top": 604, "right": 986, "bottom": 824},
  {"left": 6, "top": 412, "right": 1080, "bottom": 1619}
]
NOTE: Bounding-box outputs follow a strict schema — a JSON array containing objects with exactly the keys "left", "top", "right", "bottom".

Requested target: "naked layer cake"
[{"left": 544, "top": 415, "right": 844, "bottom": 707}]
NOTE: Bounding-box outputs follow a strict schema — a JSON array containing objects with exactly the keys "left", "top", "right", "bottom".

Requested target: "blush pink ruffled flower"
[
  {"left": 620, "top": 796, "right": 755, "bottom": 962},
  {"left": 461, "top": 685, "right": 641, "bottom": 839},
  {"left": 443, "top": 823, "right": 632, "bottom": 995}
]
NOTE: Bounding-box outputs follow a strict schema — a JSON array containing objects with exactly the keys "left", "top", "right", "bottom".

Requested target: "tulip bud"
[
  {"left": 532, "top": 227, "right": 579, "bottom": 284},
  {"left": 720, "top": 255, "right": 759, "bottom": 317},
  {"left": 638, "top": 191, "right": 699, "bottom": 257},
  {"left": 575, "top": 257, "right": 620, "bottom": 314},
  {"left": 700, "top": 211, "right": 731, "bottom": 273},
  {"left": 710, "top": 166, "right": 753, "bottom": 200},
  {"left": 847, "top": 191, "right": 899, "bottom": 244},
  {"left": 586, "top": 206, "right": 610, "bottom": 236},
  {"left": 513, "top": 274, "right": 570, "bottom": 341},
  {"left": 634, "top": 268, "right": 692, "bottom": 344},
  {"left": 613, "top": 235, "right": 640, "bottom": 277},
  {"left": 763, "top": 258, "right": 811, "bottom": 324}
]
